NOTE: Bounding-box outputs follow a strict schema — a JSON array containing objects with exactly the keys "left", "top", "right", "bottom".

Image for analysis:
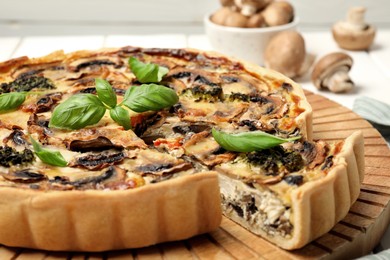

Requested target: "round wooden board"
[{"left": 1, "top": 91, "right": 390, "bottom": 260}]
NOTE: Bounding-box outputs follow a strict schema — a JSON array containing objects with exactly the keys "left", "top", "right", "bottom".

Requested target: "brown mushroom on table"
[
  {"left": 264, "top": 31, "right": 312, "bottom": 79},
  {"left": 262, "top": 1, "right": 294, "bottom": 26},
  {"left": 311, "top": 52, "right": 354, "bottom": 93},
  {"left": 332, "top": 6, "right": 376, "bottom": 50},
  {"left": 211, "top": 7, "right": 249, "bottom": 27}
]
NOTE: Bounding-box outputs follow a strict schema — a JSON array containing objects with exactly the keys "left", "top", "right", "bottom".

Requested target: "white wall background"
[{"left": 0, "top": 0, "right": 389, "bottom": 36}]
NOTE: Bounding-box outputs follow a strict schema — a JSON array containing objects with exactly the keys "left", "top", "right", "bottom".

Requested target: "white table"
[{"left": 0, "top": 31, "right": 389, "bottom": 253}]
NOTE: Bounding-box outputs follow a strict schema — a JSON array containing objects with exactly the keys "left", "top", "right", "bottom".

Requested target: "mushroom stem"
[
  {"left": 345, "top": 6, "right": 367, "bottom": 30},
  {"left": 324, "top": 69, "right": 354, "bottom": 93},
  {"left": 241, "top": 4, "right": 257, "bottom": 16}
]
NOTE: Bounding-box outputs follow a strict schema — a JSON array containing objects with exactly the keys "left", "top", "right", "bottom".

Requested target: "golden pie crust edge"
[{"left": 0, "top": 171, "right": 221, "bottom": 251}]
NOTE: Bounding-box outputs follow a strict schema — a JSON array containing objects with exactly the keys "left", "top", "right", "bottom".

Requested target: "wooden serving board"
[{"left": 1, "top": 91, "right": 389, "bottom": 260}]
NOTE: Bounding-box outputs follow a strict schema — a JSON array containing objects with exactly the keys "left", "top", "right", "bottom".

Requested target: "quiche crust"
[
  {"left": 0, "top": 172, "right": 221, "bottom": 251},
  {"left": 289, "top": 131, "right": 364, "bottom": 248}
]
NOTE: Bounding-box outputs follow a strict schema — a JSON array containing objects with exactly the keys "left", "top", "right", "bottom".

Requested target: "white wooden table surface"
[{"left": 0, "top": 30, "right": 390, "bottom": 254}]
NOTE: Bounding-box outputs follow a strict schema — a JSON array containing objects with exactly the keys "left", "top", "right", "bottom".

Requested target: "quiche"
[{"left": 0, "top": 46, "right": 363, "bottom": 251}]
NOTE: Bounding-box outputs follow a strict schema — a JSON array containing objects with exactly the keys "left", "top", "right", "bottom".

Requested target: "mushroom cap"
[
  {"left": 224, "top": 11, "right": 249, "bottom": 27},
  {"left": 211, "top": 7, "right": 234, "bottom": 26},
  {"left": 262, "top": 1, "right": 294, "bottom": 26},
  {"left": 332, "top": 23, "right": 376, "bottom": 50},
  {"left": 211, "top": 7, "right": 249, "bottom": 28},
  {"left": 264, "top": 30, "right": 306, "bottom": 78},
  {"left": 311, "top": 52, "right": 353, "bottom": 89},
  {"left": 247, "top": 13, "right": 266, "bottom": 28},
  {"left": 220, "top": 0, "right": 235, "bottom": 7}
]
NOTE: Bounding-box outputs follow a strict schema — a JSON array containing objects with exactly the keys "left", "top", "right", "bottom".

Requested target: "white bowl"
[{"left": 204, "top": 14, "right": 299, "bottom": 65}]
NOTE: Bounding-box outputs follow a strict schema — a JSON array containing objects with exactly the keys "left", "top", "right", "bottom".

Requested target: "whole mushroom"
[
  {"left": 311, "top": 52, "right": 354, "bottom": 93},
  {"left": 234, "top": 0, "right": 271, "bottom": 16},
  {"left": 211, "top": 7, "right": 248, "bottom": 27},
  {"left": 247, "top": 13, "right": 266, "bottom": 28},
  {"left": 332, "top": 7, "right": 376, "bottom": 50},
  {"left": 220, "top": 0, "right": 237, "bottom": 10},
  {"left": 262, "top": 1, "right": 294, "bottom": 26},
  {"left": 264, "top": 31, "right": 311, "bottom": 79}
]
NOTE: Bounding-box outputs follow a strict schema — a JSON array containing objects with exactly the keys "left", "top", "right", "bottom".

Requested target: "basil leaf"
[
  {"left": 110, "top": 106, "right": 131, "bottom": 130},
  {"left": 30, "top": 137, "right": 67, "bottom": 167},
  {"left": 95, "top": 78, "right": 117, "bottom": 108},
  {"left": 0, "top": 92, "right": 26, "bottom": 113},
  {"left": 122, "top": 84, "right": 179, "bottom": 113},
  {"left": 212, "top": 129, "right": 301, "bottom": 153},
  {"left": 129, "top": 57, "right": 168, "bottom": 83},
  {"left": 49, "top": 94, "right": 106, "bottom": 130}
]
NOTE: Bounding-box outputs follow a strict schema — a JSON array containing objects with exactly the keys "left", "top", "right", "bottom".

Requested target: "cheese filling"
[{"left": 219, "top": 174, "right": 293, "bottom": 238}]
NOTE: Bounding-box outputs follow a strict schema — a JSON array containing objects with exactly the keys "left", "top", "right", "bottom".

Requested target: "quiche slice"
[
  {"left": 0, "top": 46, "right": 362, "bottom": 252},
  {"left": 216, "top": 132, "right": 364, "bottom": 249}
]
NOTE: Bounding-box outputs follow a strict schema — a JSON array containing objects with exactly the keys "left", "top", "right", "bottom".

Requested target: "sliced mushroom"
[
  {"left": 68, "top": 166, "right": 120, "bottom": 187},
  {"left": 332, "top": 7, "right": 376, "bottom": 50},
  {"left": 10, "top": 62, "right": 66, "bottom": 81},
  {"left": 49, "top": 166, "right": 129, "bottom": 190},
  {"left": 3, "top": 128, "right": 27, "bottom": 146},
  {"left": 291, "top": 141, "right": 317, "bottom": 164},
  {"left": 264, "top": 31, "right": 310, "bottom": 79},
  {"left": 321, "top": 156, "right": 334, "bottom": 170},
  {"left": 68, "top": 56, "right": 124, "bottom": 72},
  {"left": 69, "top": 136, "right": 117, "bottom": 152},
  {"left": 64, "top": 125, "right": 147, "bottom": 150},
  {"left": 69, "top": 149, "right": 127, "bottom": 170},
  {"left": 262, "top": 1, "right": 294, "bottom": 26},
  {"left": 282, "top": 175, "right": 303, "bottom": 186},
  {"left": 138, "top": 162, "right": 192, "bottom": 176},
  {"left": 27, "top": 114, "right": 52, "bottom": 143},
  {"left": 132, "top": 112, "right": 166, "bottom": 137},
  {"left": 311, "top": 52, "right": 354, "bottom": 93},
  {"left": 1, "top": 169, "right": 47, "bottom": 183},
  {"left": 35, "top": 92, "right": 63, "bottom": 113},
  {"left": 172, "top": 124, "right": 211, "bottom": 135}
]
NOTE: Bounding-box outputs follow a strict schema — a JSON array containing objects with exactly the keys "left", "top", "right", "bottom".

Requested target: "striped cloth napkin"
[
  {"left": 353, "top": 96, "right": 390, "bottom": 145},
  {"left": 353, "top": 96, "right": 390, "bottom": 258},
  {"left": 356, "top": 249, "right": 390, "bottom": 260}
]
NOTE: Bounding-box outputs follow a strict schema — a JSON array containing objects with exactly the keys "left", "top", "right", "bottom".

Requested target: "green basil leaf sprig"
[
  {"left": 95, "top": 78, "right": 117, "bottom": 108},
  {"left": 0, "top": 92, "right": 26, "bottom": 113},
  {"left": 30, "top": 137, "right": 67, "bottom": 167},
  {"left": 129, "top": 57, "right": 169, "bottom": 83},
  {"left": 49, "top": 78, "right": 178, "bottom": 130},
  {"left": 212, "top": 129, "right": 301, "bottom": 153},
  {"left": 122, "top": 84, "right": 179, "bottom": 113},
  {"left": 49, "top": 94, "right": 106, "bottom": 130},
  {"left": 110, "top": 106, "right": 131, "bottom": 130}
]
